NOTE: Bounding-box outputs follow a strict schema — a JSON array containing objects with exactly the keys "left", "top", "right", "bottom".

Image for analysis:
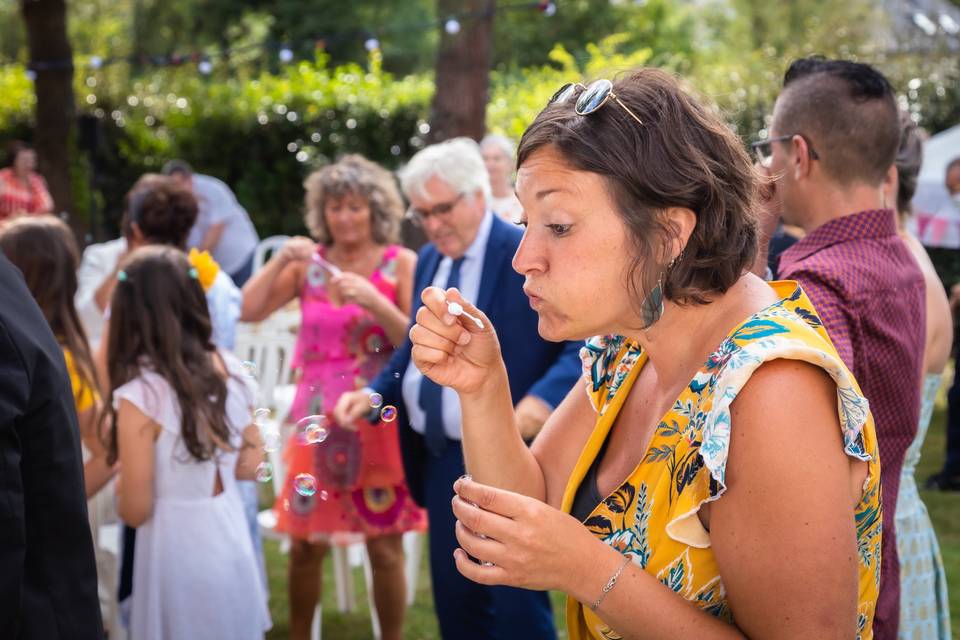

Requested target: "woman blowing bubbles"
[{"left": 406, "top": 69, "right": 883, "bottom": 639}]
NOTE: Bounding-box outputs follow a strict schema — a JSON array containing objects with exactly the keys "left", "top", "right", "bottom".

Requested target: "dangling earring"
[
  {"left": 639, "top": 253, "right": 678, "bottom": 330},
  {"left": 639, "top": 273, "right": 665, "bottom": 329}
]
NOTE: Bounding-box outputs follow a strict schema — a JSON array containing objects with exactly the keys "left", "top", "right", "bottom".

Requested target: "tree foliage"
[{"left": 1, "top": 0, "right": 959, "bottom": 239}]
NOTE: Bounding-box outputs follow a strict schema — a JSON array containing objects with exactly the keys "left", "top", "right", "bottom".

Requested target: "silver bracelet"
[{"left": 589, "top": 554, "right": 632, "bottom": 611}]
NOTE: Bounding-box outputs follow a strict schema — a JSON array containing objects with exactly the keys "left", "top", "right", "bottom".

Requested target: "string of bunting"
[{"left": 16, "top": 0, "right": 558, "bottom": 77}]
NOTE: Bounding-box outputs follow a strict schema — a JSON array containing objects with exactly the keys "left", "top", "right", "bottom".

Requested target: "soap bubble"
[
  {"left": 241, "top": 360, "right": 257, "bottom": 377},
  {"left": 297, "top": 415, "right": 329, "bottom": 445},
  {"left": 369, "top": 392, "right": 383, "bottom": 409},
  {"left": 294, "top": 473, "right": 317, "bottom": 497},
  {"left": 255, "top": 461, "right": 273, "bottom": 483},
  {"left": 380, "top": 405, "right": 398, "bottom": 423},
  {"left": 262, "top": 429, "right": 281, "bottom": 452},
  {"left": 253, "top": 408, "right": 271, "bottom": 426}
]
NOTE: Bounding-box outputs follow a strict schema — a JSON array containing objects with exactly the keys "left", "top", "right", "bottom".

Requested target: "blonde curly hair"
[{"left": 304, "top": 154, "right": 404, "bottom": 246}]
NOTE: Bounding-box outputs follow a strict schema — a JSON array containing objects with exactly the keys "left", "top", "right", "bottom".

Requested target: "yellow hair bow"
[{"left": 187, "top": 248, "right": 220, "bottom": 292}]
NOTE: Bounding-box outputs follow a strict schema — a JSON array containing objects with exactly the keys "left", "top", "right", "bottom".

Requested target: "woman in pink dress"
[{"left": 241, "top": 154, "right": 424, "bottom": 640}]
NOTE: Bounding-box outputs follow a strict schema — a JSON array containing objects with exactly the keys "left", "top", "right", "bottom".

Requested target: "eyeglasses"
[
  {"left": 750, "top": 134, "right": 820, "bottom": 167},
  {"left": 548, "top": 79, "right": 644, "bottom": 127},
  {"left": 406, "top": 193, "right": 464, "bottom": 227}
]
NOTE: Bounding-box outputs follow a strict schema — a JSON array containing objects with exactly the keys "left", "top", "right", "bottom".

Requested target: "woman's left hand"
[
  {"left": 330, "top": 272, "right": 384, "bottom": 310},
  {"left": 451, "top": 476, "right": 600, "bottom": 593}
]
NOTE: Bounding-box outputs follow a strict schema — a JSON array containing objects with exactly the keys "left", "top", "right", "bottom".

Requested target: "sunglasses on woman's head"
[{"left": 548, "top": 79, "right": 644, "bottom": 127}]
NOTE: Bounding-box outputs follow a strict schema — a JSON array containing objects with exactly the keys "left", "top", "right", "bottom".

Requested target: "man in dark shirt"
[
  {"left": 0, "top": 253, "right": 102, "bottom": 639},
  {"left": 757, "top": 57, "right": 925, "bottom": 640}
]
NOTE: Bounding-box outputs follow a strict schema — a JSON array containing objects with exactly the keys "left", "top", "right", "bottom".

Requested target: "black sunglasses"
[{"left": 750, "top": 134, "right": 820, "bottom": 167}]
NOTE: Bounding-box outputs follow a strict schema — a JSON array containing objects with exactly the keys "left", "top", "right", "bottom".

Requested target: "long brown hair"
[
  {"left": 106, "top": 245, "right": 234, "bottom": 464},
  {"left": 0, "top": 215, "right": 99, "bottom": 397}
]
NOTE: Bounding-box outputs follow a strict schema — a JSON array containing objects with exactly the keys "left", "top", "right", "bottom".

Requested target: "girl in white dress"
[{"left": 105, "top": 245, "right": 271, "bottom": 639}]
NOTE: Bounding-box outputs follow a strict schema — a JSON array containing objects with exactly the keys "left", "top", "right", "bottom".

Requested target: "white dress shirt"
[
  {"left": 74, "top": 236, "right": 242, "bottom": 350},
  {"left": 75, "top": 237, "right": 128, "bottom": 349},
  {"left": 401, "top": 211, "right": 494, "bottom": 441}
]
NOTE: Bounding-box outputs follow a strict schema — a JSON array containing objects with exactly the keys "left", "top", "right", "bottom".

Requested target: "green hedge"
[{"left": 3, "top": 40, "right": 960, "bottom": 242}]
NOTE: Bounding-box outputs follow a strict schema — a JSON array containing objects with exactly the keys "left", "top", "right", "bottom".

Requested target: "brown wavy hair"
[
  {"left": 304, "top": 154, "right": 404, "bottom": 246},
  {"left": 0, "top": 215, "right": 99, "bottom": 398},
  {"left": 106, "top": 246, "right": 235, "bottom": 464},
  {"left": 517, "top": 68, "right": 759, "bottom": 310},
  {"left": 893, "top": 110, "right": 923, "bottom": 219}
]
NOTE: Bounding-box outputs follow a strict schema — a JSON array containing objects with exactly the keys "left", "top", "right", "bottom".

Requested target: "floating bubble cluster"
[
  {"left": 297, "top": 415, "right": 330, "bottom": 445},
  {"left": 294, "top": 473, "right": 318, "bottom": 497}
]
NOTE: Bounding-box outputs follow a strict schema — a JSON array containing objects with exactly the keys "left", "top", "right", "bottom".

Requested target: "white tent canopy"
[{"left": 915, "top": 123, "right": 960, "bottom": 214}]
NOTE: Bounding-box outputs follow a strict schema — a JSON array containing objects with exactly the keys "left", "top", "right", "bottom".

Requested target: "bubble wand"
[{"left": 446, "top": 300, "right": 483, "bottom": 329}]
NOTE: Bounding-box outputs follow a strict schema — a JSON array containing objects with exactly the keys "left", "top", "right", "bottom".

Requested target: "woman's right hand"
[
  {"left": 333, "top": 390, "right": 373, "bottom": 429},
  {"left": 275, "top": 236, "right": 317, "bottom": 266},
  {"left": 409, "top": 286, "right": 507, "bottom": 396}
]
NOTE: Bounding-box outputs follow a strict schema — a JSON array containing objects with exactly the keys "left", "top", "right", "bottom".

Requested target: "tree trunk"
[
  {"left": 427, "top": 0, "right": 495, "bottom": 143},
  {"left": 20, "top": 0, "right": 75, "bottom": 219}
]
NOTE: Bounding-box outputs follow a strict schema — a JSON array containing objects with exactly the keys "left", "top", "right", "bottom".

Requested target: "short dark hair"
[
  {"left": 517, "top": 68, "right": 759, "bottom": 308},
  {"left": 161, "top": 159, "right": 194, "bottom": 177},
  {"left": 947, "top": 157, "right": 960, "bottom": 178},
  {"left": 776, "top": 56, "right": 899, "bottom": 186},
  {"left": 123, "top": 174, "right": 198, "bottom": 248},
  {"left": 894, "top": 110, "right": 923, "bottom": 217},
  {"left": 5, "top": 140, "right": 32, "bottom": 167}
]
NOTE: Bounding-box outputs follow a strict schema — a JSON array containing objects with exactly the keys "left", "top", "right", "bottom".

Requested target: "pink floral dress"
[{"left": 274, "top": 244, "right": 426, "bottom": 540}]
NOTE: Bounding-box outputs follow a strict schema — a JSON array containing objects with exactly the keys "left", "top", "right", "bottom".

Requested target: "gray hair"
[
  {"left": 398, "top": 137, "right": 491, "bottom": 207},
  {"left": 480, "top": 134, "right": 516, "bottom": 161}
]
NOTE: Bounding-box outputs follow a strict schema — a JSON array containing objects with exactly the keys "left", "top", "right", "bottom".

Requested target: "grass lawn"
[{"left": 265, "top": 393, "right": 960, "bottom": 639}]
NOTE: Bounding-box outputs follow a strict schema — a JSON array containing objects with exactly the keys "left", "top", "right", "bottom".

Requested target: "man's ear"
[
  {"left": 791, "top": 135, "right": 814, "bottom": 181},
  {"left": 881, "top": 164, "right": 898, "bottom": 211},
  {"left": 128, "top": 223, "right": 146, "bottom": 249}
]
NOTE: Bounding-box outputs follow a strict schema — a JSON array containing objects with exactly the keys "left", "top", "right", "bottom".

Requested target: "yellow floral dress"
[{"left": 561, "top": 282, "right": 882, "bottom": 640}]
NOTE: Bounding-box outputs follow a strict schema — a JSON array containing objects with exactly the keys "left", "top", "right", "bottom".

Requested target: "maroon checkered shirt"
[{"left": 777, "top": 208, "right": 925, "bottom": 640}]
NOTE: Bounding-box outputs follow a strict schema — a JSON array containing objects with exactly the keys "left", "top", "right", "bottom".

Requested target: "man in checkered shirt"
[{"left": 760, "top": 57, "right": 925, "bottom": 640}]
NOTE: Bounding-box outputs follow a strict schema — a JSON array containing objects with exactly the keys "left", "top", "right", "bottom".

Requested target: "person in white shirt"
[
  {"left": 75, "top": 175, "right": 242, "bottom": 351},
  {"left": 481, "top": 134, "right": 524, "bottom": 223},
  {"left": 163, "top": 160, "right": 260, "bottom": 286}
]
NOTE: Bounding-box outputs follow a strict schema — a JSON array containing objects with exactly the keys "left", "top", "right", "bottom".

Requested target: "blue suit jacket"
[{"left": 370, "top": 215, "right": 582, "bottom": 506}]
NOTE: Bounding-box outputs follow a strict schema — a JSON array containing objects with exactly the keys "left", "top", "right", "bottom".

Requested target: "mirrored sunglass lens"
[
  {"left": 550, "top": 83, "right": 577, "bottom": 105},
  {"left": 576, "top": 79, "right": 613, "bottom": 115}
]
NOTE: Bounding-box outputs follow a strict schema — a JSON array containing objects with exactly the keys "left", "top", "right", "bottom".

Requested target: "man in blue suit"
[{"left": 335, "top": 138, "right": 580, "bottom": 639}]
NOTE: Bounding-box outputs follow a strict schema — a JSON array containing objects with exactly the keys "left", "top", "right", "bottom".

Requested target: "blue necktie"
[{"left": 419, "top": 257, "right": 464, "bottom": 456}]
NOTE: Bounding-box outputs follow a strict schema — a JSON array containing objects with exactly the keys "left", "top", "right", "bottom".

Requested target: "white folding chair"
[
  {"left": 253, "top": 235, "right": 290, "bottom": 272},
  {"left": 234, "top": 312, "right": 425, "bottom": 640},
  {"left": 234, "top": 318, "right": 299, "bottom": 538}
]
